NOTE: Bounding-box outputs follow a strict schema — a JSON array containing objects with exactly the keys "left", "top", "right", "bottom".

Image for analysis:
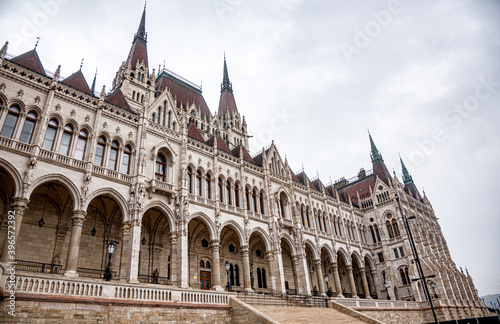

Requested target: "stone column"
[
  {"left": 126, "top": 220, "right": 142, "bottom": 283},
  {"left": 169, "top": 232, "right": 178, "bottom": 286},
  {"left": 292, "top": 256, "right": 300, "bottom": 294},
  {"left": 119, "top": 221, "right": 131, "bottom": 280},
  {"left": 241, "top": 245, "right": 253, "bottom": 292},
  {"left": 177, "top": 227, "right": 190, "bottom": 288},
  {"left": 332, "top": 262, "right": 343, "bottom": 297},
  {"left": 211, "top": 240, "right": 223, "bottom": 291},
  {"left": 266, "top": 251, "right": 277, "bottom": 292},
  {"left": 360, "top": 268, "right": 372, "bottom": 299},
  {"left": 64, "top": 210, "right": 86, "bottom": 276},
  {"left": 298, "top": 253, "right": 311, "bottom": 296},
  {"left": 314, "top": 260, "right": 326, "bottom": 296},
  {"left": 0, "top": 198, "right": 29, "bottom": 263},
  {"left": 346, "top": 265, "right": 358, "bottom": 298}
]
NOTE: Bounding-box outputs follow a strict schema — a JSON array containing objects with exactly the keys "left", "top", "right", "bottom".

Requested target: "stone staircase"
[{"left": 254, "top": 305, "right": 369, "bottom": 324}]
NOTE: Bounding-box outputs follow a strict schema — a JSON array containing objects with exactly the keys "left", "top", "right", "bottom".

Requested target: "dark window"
[
  {"left": 196, "top": 170, "right": 202, "bottom": 196},
  {"left": 108, "top": 140, "right": 119, "bottom": 169},
  {"left": 121, "top": 145, "right": 132, "bottom": 174},
  {"left": 377, "top": 252, "right": 385, "bottom": 263},
  {"left": 155, "top": 153, "right": 167, "bottom": 181},
  {"left": 75, "top": 130, "right": 88, "bottom": 160},
  {"left": 94, "top": 136, "right": 106, "bottom": 166},
  {"left": 1, "top": 106, "right": 20, "bottom": 138},
  {"left": 228, "top": 244, "right": 236, "bottom": 253},
  {"left": 187, "top": 167, "right": 193, "bottom": 193},
  {"left": 19, "top": 111, "right": 37, "bottom": 143},
  {"left": 42, "top": 119, "right": 58, "bottom": 151},
  {"left": 201, "top": 238, "right": 209, "bottom": 248},
  {"left": 59, "top": 124, "right": 73, "bottom": 156},
  {"left": 205, "top": 173, "right": 211, "bottom": 198}
]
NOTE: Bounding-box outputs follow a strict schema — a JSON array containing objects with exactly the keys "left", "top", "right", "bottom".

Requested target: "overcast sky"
[{"left": 1, "top": 0, "right": 499, "bottom": 296}]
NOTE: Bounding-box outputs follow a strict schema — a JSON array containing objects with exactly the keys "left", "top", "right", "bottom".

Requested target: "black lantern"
[
  {"left": 224, "top": 260, "right": 231, "bottom": 292},
  {"left": 104, "top": 241, "right": 115, "bottom": 281},
  {"left": 142, "top": 236, "right": 147, "bottom": 246},
  {"left": 384, "top": 282, "right": 390, "bottom": 300},
  {"left": 324, "top": 274, "right": 331, "bottom": 297},
  {"left": 38, "top": 183, "right": 51, "bottom": 228},
  {"left": 428, "top": 281, "right": 438, "bottom": 298}
]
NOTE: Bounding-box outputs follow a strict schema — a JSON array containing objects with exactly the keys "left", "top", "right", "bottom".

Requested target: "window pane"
[
  {"left": 42, "top": 126, "right": 57, "bottom": 150},
  {"left": 1, "top": 113, "right": 18, "bottom": 138},
  {"left": 75, "top": 137, "right": 87, "bottom": 160},
  {"left": 19, "top": 118, "right": 35, "bottom": 143},
  {"left": 94, "top": 143, "right": 105, "bottom": 166},
  {"left": 59, "top": 132, "right": 72, "bottom": 156},
  {"left": 108, "top": 148, "right": 118, "bottom": 169},
  {"left": 121, "top": 152, "right": 130, "bottom": 174}
]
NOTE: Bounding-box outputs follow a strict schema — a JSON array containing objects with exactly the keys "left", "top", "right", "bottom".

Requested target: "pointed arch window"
[
  {"left": 218, "top": 177, "right": 224, "bottom": 202},
  {"left": 234, "top": 184, "right": 240, "bottom": 207},
  {"left": 108, "top": 140, "right": 119, "bottom": 170},
  {"left": 196, "top": 170, "right": 202, "bottom": 196},
  {"left": 59, "top": 124, "right": 74, "bottom": 156},
  {"left": 252, "top": 189, "right": 258, "bottom": 213},
  {"left": 42, "top": 119, "right": 58, "bottom": 151},
  {"left": 301, "top": 207, "right": 306, "bottom": 226},
  {"left": 1, "top": 106, "right": 20, "bottom": 139},
  {"left": 245, "top": 187, "right": 251, "bottom": 210},
  {"left": 19, "top": 111, "right": 37, "bottom": 143},
  {"left": 157, "top": 106, "right": 162, "bottom": 124},
  {"left": 155, "top": 153, "right": 167, "bottom": 181},
  {"left": 167, "top": 111, "right": 172, "bottom": 128},
  {"left": 94, "top": 136, "right": 106, "bottom": 166},
  {"left": 205, "top": 173, "right": 211, "bottom": 199},
  {"left": 386, "top": 220, "right": 395, "bottom": 239},
  {"left": 306, "top": 209, "right": 311, "bottom": 228},
  {"left": 262, "top": 269, "right": 267, "bottom": 289},
  {"left": 187, "top": 167, "right": 194, "bottom": 194},
  {"left": 75, "top": 130, "right": 88, "bottom": 161},
  {"left": 400, "top": 267, "right": 411, "bottom": 285},
  {"left": 226, "top": 180, "right": 232, "bottom": 205},
  {"left": 121, "top": 145, "right": 132, "bottom": 174},
  {"left": 257, "top": 268, "right": 262, "bottom": 288},
  {"left": 392, "top": 219, "right": 400, "bottom": 237},
  {"left": 375, "top": 224, "right": 381, "bottom": 242},
  {"left": 234, "top": 264, "right": 240, "bottom": 286},
  {"left": 259, "top": 191, "right": 265, "bottom": 214}
]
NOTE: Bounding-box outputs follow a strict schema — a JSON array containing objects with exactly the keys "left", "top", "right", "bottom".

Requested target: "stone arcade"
[{"left": 0, "top": 6, "right": 487, "bottom": 323}]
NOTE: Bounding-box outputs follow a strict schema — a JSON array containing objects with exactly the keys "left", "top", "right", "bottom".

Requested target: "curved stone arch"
[
  {"left": 7, "top": 97, "right": 26, "bottom": 111},
  {"left": 123, "top": 140, "right": 136, "bottom": 153},
  {"left": 141, "top": 200, "right": 176, "bottom": 231},
  {"left": 351, "top": 250, "right": 364, "bottom": 268},
  {"left": 363, "top": 253, "right": 376, "bottom": 271},
  {"left": 110, "top": 134, "right": 125, "bottom": 148},
  {"left": 25, "top": 104, "right": 43, "bottom": 117},
  {"left": 303, "top": 239, "right": 319, "bottom": 260},
  {"left": 279, "top": 233, "right": 296, "bottom": 256},
  {"left": 62, "top": 117, "right": 79, "bottom": 130},
  {"left": 320, "top": 244, "right": 336, "bottom": 263},
  {"left": 187, "top": 211, "right": 217, "bottom": 241},
  {"left": 336, "top": 247, "right": 351, "bottom": 266},
  {"left": 220, "top": 219, "right": 245, "bottom": 246},
  {"left": 46, "top": 112, "right": 64, "bottom": 127},
  {"left": 84, "top": 187, "right": 129, "bottom": 221},
  {"left": 0, "top": 91, "right": 8, "bottom": 106},
  {"left": 0, "top": 157, "right": 24, "bottom": 198},
  {"left": 96, "top": 130, "right": 112, "bottom": 142},
  {"left": 248, "top": 226, "right": 272, "bottom": 251},
  {"left": 381, "top": 209, "right": 397, "bottom": 219},
  {"left": 26, "top": 173, "right": 81, "bottom": 211}
]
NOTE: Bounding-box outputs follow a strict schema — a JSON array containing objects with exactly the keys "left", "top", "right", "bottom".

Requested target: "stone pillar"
[
  {"left": 332, "top": 263, "right": 343, "bottom": 297},
  {"left": 0, "top": 198, "right": 29, "bottom": 263},
  {"left": 177, "top": 227, "right": 189, "bottom": 288},
  {"left": 64, "top": 210, "right": 86, "bottom": 276},
  {"left": 241, "top": 245, "right": 253, "bottom": 292},
  {"left": 119, "top": 221, "right": 131, "bottom": 280},
  {"left": 360, "top": 268, "right": 372, "bottom": 299},
  {"left": 314, "top": 260, "right": 326, "bottom": 296},
  {"left": 211, "top": 240, "right": 223, "bottom": 291},
  {"left": 169, "top": 232, "right": 178, "bottom": 286},
  {"left": 292, "top": 256, "right": 300, "bottom": 294},
  {"left": 298, "top": 253, "right": 311, "bottom": 296},
  {"left": 347, "top": 265, "right": 358, "bottom": 298},
  {"left": 126, "top": 220, "right": 142, "bottom": 283},
  {"left": 371, "top": 270, "right": 381, "bottom": 299},
  {"left": 266, "top": 251, "right": 277, "bottom": 292}
]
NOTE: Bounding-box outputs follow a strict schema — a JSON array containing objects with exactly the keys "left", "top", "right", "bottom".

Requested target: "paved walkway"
[{"left": 254, "top": 305, "right": 368, "bottom": 323}]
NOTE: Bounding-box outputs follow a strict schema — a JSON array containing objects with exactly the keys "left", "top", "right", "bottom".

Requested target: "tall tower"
[
  {"left": 368, "top": 131, "right": 392, "bottom": 186},
  {"left": 400, "top": 155, "right": 422, "bottom": 200}
]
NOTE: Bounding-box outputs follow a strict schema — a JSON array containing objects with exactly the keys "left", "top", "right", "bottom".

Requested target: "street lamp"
[
  {"left": 224, "top": 261, "right": 231, "bottom": 292},
  {"left": 324, "top": 274, "right": 330, "bottom": 297},
  {"left": 428, "top": 281, "right": 438, "bottom": 298},
  {"left": 384, "top": 282, "right": 390, "bottom": 300},
  {"left": 104, "top": 241, "right": 115, "bottom": 281}
]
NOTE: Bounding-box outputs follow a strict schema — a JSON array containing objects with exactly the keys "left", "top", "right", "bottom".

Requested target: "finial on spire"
[
  {"left": 135, "top": 3, "right": 147, "bottom": 41},
  {"left": 80, "top": 58, "right": 84, "bottom": 70},
  {"left": 221, "top": 53, "right": 232, "bottom": 92},
  {"left": 368, "top": 130, "right": 383, "bottom": 163},
  {"left": 34, "top": 36, "right": 40, "bottom": 50},
  {"left": 90, "top": 68, "right": 98, "bottom": 95},
  {"left": 399, "top": 154, "right": 414, "bottom": 185},
  {"left": 0, "top": 41, "right": 8, "bottom": 60}
]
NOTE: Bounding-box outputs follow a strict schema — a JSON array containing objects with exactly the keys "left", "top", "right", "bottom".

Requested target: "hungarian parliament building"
[{"left": 0, "top": 6, "right": 486, "bottom": 322}]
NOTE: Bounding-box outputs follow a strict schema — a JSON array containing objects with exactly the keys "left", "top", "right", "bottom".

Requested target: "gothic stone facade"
[{"left": 0, "top": 8, "right": 485, "bottom": 320}]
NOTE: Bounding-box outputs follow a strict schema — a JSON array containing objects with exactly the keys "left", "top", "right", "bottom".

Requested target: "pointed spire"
[
  {"left": 90, "top": 68, "right": 97, "bottom": 95},
  {"left": 0, "top": 41, "right": 8, "bottom": 60},
  {"left": 34, "top": 36, "right": 40, "bottom": 50},
  {"left": 53, "top": 64, "right": 61, "bottom": 81},
  {"left": 135, "top": 2, "right": 147, "bottom": 41},
  {"left": 221, "top": 53, "right": 232, "bottom": 92},
  {"left": 399, "top": 154, "right": 414, "bottom": 185},
  {"left": 80, "top": 58, "right": 84, "bottom": 70},
  {"left": 368, "top": 129, "right": 383, "bottom": 163}
]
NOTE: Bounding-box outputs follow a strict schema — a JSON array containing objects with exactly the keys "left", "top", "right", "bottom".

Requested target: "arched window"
[
  {"left": 94, "top": 135, "right": 106, "bottom": 166},
  {"left": 386, "top": 220, "right": 395, "bottom": 239},
  {"left": 132, "top": 90, "right": 136, "bottom": 101},
  {"left": 200, "top": 260, "right": 205, "bottom": 268},
  {"left": 375, "top": 225, "right": 381, "bottom": 242},
  {"left": 279, "top": 194, "right": 286, "bottom": 218},
  {"left": 155, "top": 153, "right": 167, "bottom": 181},
  {"left": 226, "top": 180, "right": 232, "bottom": 205},
  {"left": 229, "top": 263, "right": 234, "bottom": 286},
  {"left": 157, "top": 107, "right": 162, "bottom": 124},
  {"left": 206, "top": 260, "right": 211, "bottom": 268},
  {"left": 42, "top": 119, "right": 58, "bottom": 151},
  {"left": 187, "top": 167, "right": 193, "bottom": 193},
  {"left": 234, "top": 264, "right": 240, "bottom": 286},
  {"left": 370, "top": 225, "right": 376, "bottom": 243},
  {"left": 257, "top": 268, "right": 262, "bottom": 288},
  {"left": 167, "top": 111, "right": 172, "bottom": 128},
  {"left": 75, "top": 130, "right": 88, "bottom": 161},
  {"left": 59, "top": 124, "right": 73, "bottom": 156},
  {"left": 172, "top": 122, "right": 176, "bottom": 131},
  {"left": 205, "top": 173, "right": 211, "bottom": 199},
  {"left": 108, "top": 140, "right": 119, "bottom": 170},
  {"left": 301, "top": 207, "right": 306, "bottom": 226},
  {"left": 252, "top": 189, "right": 257, "bottom": 213},
  {"left": 121, "top": 145, "right": 132, "bottom": 174},
  {"left": 196, "top": 170, "right": 202, "bottom": 196},
  {"left": 334, "top": 218, "right": 339, "bottom": 236},
  {"left": 245, "top": 187, "right": 251, "bottom": 210},
  {"left": 19, "top": 111, "right": 37, "bottom": 143},
  {"left": 218, "top": 177, "right": 224, "bottom": 203},
  {"left": 400, "top": 267, "right": 411, "bottom": 285},
  {"left": 306, "top": 209, "right": 311, "bottom": 228},
  {"left": 262, "top": 269, "right": 267, "bottom": 289},
  {"left": 234, "top": 184, "right": 240, "bottom": 207},
  {"left": 259, "top": 191, "right": 265, "bottom": 214},
  {"left": 152, "top": 113, "right": 156, "bottom": 122},
  {"left": 392, "top": 219, "right": 400, "bottom": 237},
  {"left": 1, "top": 106, "right": 20, "bottom": 138}
]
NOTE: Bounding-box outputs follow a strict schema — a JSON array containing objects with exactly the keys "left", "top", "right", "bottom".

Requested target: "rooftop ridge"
[{"left": 158, "top": 68, "right": 201, "bottom": 93}]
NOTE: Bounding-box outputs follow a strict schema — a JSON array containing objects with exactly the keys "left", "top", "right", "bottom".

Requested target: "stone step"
[{"left": 254, "top": 305, "right": 368, "bottom": 324}]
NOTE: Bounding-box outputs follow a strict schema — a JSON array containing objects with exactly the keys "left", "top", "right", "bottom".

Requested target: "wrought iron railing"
[
  {"left": 235, "top": 291, "right": 328, "bottom": 308},
  {"left": 138, "top": 274, "right": 171, "bottom": 285},
  {"left": 76, "top": 267, "right": 118, "bottom": 280},
  {"left": 16, "top": 260, "right": 63, "bottom": 274}
]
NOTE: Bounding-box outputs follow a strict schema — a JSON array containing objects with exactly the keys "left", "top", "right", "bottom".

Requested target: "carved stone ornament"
[
  {"left": 34, "top": 95, "right": 41, "bottom": 104},
  {"left": 71, "top": 109, "right": 76, "bottom": 117},
  {"left": 103, "top": 121, "right": 108, "bottom": 129},
  {"left": 17, "top": 89, "right": 24, "bottom": 98},
  {"left": 85, "top": 115, "right": 91, "bottom": 123},
  {"left": 0, "top": 82, "right": 6, "bottom": 92},
  {"left": 55, "top": 104, "right": 61, "bottom": 112}
]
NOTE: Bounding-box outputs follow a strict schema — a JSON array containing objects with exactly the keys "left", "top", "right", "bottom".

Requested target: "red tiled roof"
[
  {"left": 10, "top": 49, "right": 46, "bottom": 76},
  {"left": 217, "top": 135, "right": 232, "bottom": 154},
  {"left": 337, "top": 176, "right": 374, "bottom": 206},
  {"left": 405, "top": 183, "right": 422, "bottom": 200},
  {"left": 187, "top": 123, "right": 205, "bottom": 143},
  {"left": 373, "top": 161, "right": 392, "bottom": 186},
  {"left": 156, "top": 73, "right": 211, "bottom": 119},
  {"left": 218, "top": 90, "right": 238, "bottom": 117},
  {"left": 311, "top": 179, "right": 324, "bottom": 193},
  {"left": 231, "top": 145, "right": 256, "bottom": 164},
  {"left": 325, "top": 185, "right": 336, "bottom": 198},
  {"left": 105, "top": 89, "right": 132, "bottom": 112},
  {"left": 62, "top": 70, "right": 92, "bottom": 95},
  {"left": 127, "top": 39, "right": 148, "bottom": 71},
  {"left": 290, "top": 168, "right": 301, "bottom": 183},
  {"left": 253, "top": 152, "right": 263, "bottom": 167}
]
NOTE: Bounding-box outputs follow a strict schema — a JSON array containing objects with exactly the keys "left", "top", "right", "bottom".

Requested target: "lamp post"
[
  {"left": 384, "top": 282, "right": 390, "bottom": 300},
  {"left": 104, "top": 241, "right": 115, "bottom": 281},
  {"left": 324, "top": 274, "right": 330, "bottom": 297},
  {"left": 224, "top": 261, "right": 231, "bottom": 292},
  {"left": 395, "top": 193, "right": 439, "bottom": 324},
  {"left": 428, "top": 281, "right": 438, "bottom": 298}
]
